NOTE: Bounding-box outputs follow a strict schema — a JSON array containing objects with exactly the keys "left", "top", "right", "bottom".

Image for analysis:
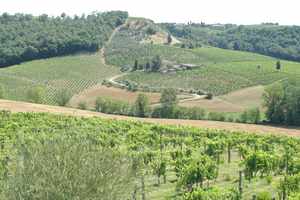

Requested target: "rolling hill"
[{"left": 105, "top": 18, "right": 300, "bottom": 98}]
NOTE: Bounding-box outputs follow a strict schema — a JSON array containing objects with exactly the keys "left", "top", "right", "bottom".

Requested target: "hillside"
[
  {"left": 161, "top": 23, "right": 300, "bottom": 62},
  {"left": 0, "top": 52, "right": 120, "bottom": 104},
  {"left": 105, "top": 19, "right": 300, "bottom": 97},
  {"left": 0, "top": 11, "right": 128, "bottom": 67}
]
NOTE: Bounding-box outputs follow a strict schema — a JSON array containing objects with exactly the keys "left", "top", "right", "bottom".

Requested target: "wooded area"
[{"left": 0, "top": 11, "right": 128, "bottom": 67}]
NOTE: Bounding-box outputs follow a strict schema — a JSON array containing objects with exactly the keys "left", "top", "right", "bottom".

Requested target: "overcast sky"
[{"left": 1, "top": 0, "right": 300, "bottom": 25}]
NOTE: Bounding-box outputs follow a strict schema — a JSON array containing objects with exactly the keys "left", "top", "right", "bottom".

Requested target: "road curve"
[{"left": 0, "top": 99, "right": 300, "bottom": 137}]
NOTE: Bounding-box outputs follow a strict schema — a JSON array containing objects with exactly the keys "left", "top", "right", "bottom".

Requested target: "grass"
[{"left": 0, "top": 52, "right": 120, "bottom": 104}]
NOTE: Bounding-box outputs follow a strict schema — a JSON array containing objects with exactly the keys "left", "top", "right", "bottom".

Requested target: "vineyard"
[
  {"left": 1, "top": 111, "right": 300, "bottom": 199},
  {"left": 105, "top": 18, "right": 300, "bottom": 95},
  {"left": 0, "top": 52, "right": 120, "bottom": 104}
]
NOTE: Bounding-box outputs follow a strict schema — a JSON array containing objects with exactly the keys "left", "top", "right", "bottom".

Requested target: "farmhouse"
[{"left": 160, "top": 63, "right": 201, "bottom": 74}]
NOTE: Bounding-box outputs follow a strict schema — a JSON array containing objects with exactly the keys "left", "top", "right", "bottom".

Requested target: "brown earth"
[
  {"left": 180, "top": 86, "right": 265, "bottom": 112},
  {"left": 179, "top": 97, "right": 244, "bottom": 112},
  {"left": 1, "top": 99, "right": 300, "bottom": 137},
  {"left": 221, "top": 85, "right": 264, "bottom": 109},
  {"left": 69, "top": 85, "right": 161, "bottom": 109}
]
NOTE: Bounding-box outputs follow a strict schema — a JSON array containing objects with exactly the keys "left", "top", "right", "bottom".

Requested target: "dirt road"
[{"left": 1, "top": 99, "right": 300, "bottom": 137}]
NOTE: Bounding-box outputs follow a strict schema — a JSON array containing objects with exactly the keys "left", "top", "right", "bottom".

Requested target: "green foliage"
[
  {"left": 0, "top": 11, "right": 128, "bottom": 67},
  {"left": 183, "top": 187, "right": 239, "bottom": 200},
  {"left": 146, "top": 27, "right": 157, "bottom": 35},
  {"left": 163, "top": 23, "right": 300, "bottom": 62},
  {"left": 178, "top": 155, "right": 218, "bottom": 189},
  {"left": 239, "top": 108, "right": 261, "bottom": 124},
  {"left": 0, "top": 112, "right": 299, "bottom": 199},
  {"left": 134, "top": 93, "right": 150, "bottom": 117},
  {"left": 78, "top": 101, "right": 87, "bottom": 110},
  {"left": 3, "top": 137, "right": 135, "bottom": 200},
  {"left": 0, "top": 84, "right": 4, "bottom": 98},
  {"left": 243, "top": 150, "right": 279, "bottom": 180},
  {"left": 95, "top": 97, "right": 132, "bottom": 115},
  {"left": 133, "top": 59, "right": 139, "bottom": 71},
  {"left": 159, "top": 88, "right": 177, "bottom": 118},
  {"left": 278, "top": 174, "right": 300, "bottom": 199},
  {"left": 276, "top": 60, "right": 282, "bottom": 70},
  {"left": 256, "top": 191, "right": 272, "bottom": 200},
  {"left": 150, "top": 55, "right": 162, "bottom": 72},
  {"left": 26, "top": 86, "right": 45, "bottom": 103},
  {"left": 55, "top": 89, "right": 71, "bottom": 106},
  {"left": 263, "top": 82, "right": 300, "bottom": 125},
  {"left": 0, "top": 53, "right": 120, "bottom": 104},
  {"left": 263, "top": 82, "right": 286, "bottom": 124},
  {"left": 106, "top": 19, "right": 300, "bottom": 96},
  {"left": 167, "top": 33, "right": 172, "bottom": 44}
]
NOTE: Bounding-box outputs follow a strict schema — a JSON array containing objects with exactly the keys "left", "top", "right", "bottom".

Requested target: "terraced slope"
[{"left": 0, "top": 52, "right": 120, "bottom": 104}]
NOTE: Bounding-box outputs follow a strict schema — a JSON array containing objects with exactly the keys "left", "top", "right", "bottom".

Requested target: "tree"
[
  {"left": 134, "top": 94, "right": 150, "bottom": 117},
  {"left": 263, "top": 82, "right": 285, "bottom": 124},
  {"left": 167, "top": 33, "right": 172, "bottom": 44},
  {"left": 55, "top": 89, "right": 71, "bottom": 106},
  {"left": 133, "top": 60, "right": 138, "bottom": 71},
  {"left": 276, "top": 60, "right": 282, "bottom": 71},
  {"left": 151, "top": 55, "right": 162, "bottom": 72},
  {"left": 3, "top": 137, "right": 135, "bottom": 200},
  {"left": 159, "top": 88, "right": 177, "bottom": 118},
  {"left": 145, "top": 62, "right": 151, "bottom": 72}
]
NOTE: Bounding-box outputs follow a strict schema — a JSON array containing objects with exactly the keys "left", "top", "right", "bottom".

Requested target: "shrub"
[
  {"left": 55, "top": 89, "right": 71, "bottom": 106},
  {"left": 127, "top": 82, "right": 138, "bottom": 92},
  {"left": 95, "top": 97, "right": 132, "bottom": 115},
  {"left": 206, "top": 93, "right": 213, "bottom": 100},
  {"left": 239, "top": 108, "right": 261, "bottom": 124},
  {"left": 78, "top": 101, "right": 87, "bottom": 110},
  {"left": 266, "top": 175, "right": 273, "bottom": 184},
  {"left": 257, "top": 191, "right": 272, "bottom": 200},
  {"left": 208, "top": 112, "right": 226, "bottom": 121},
  {"left": 26, "top": 86, "right": 45, "bottom": 104}
]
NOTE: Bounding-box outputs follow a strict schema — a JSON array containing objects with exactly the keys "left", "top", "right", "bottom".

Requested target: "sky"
[{"left": 1, "top": 0, "right": 300, "bottom": 25}]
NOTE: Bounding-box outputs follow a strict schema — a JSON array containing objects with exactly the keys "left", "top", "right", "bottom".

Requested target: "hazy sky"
[{"left": 1, "top": 0, "right": 300, "bottom": 25}]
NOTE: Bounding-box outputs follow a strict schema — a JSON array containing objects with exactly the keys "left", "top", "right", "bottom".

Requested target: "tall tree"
[
  {"left": 134, "top": 94, "right": 150, "bottom": 117},
  {"left": 263, "top": 82, "right": 285, "bottom": 124},
  {"left": 151, "top": 55, "right": 162, "bottom": 72},
  {"left": 276, "top": 60, "right": 282, "bottom": 71},
  {"left": 159, "top": 88, "right": 177, "bottom": 118}
]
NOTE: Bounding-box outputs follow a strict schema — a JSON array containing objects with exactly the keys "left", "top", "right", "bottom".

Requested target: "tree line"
[
  {"left": 162, "top": 23, "right": 300, "bottom": 62},
  {"left": 0, "top": 11, "right": 128, "bottom": 67},
  {"left": 263, "top": 80, "right": 300, "bottom": 125}
]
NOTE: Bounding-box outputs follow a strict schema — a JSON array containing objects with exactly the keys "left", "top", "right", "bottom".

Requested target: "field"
[
  {"left": 1, "top": 110, "right": 300, "bottom": 199},
  {"left": 0, "top": 52, "right": 120, "bottom": 104},
  {"left": 69, "top": 85, "right": 162, "bottom": 109}
]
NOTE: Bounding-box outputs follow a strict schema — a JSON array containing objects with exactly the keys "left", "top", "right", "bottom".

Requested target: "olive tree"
[{"left": 3, "top": 138, "right": 136, "bottom": 200}]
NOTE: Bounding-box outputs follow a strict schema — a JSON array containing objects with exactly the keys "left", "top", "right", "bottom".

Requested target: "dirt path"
[{"left": 1, "top": 99, "right": 300, "bottom": 137}]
